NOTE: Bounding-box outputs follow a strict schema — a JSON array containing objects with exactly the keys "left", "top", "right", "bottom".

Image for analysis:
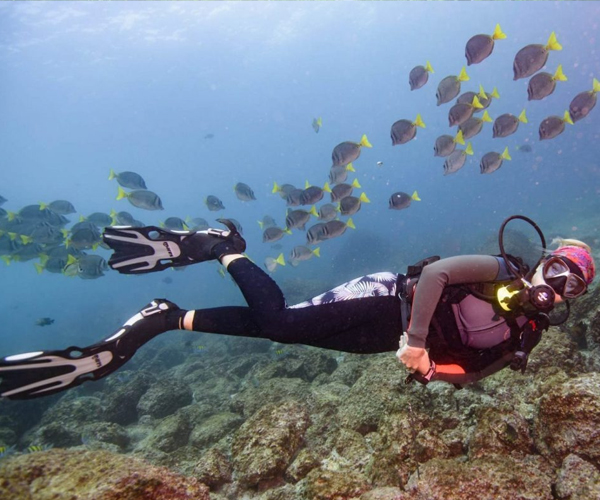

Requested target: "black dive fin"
[
  {"left": 0, "top": 299, "right": 177, "bottom": 400},
  {"left": 103, "top": 219, "right": 243, "bottom": 275},
  {"left": 0, "top": 344, "right": 127, "bottom": 400},
  {"left": 102, "top": 226, "right": 190, "bottom": 274}
]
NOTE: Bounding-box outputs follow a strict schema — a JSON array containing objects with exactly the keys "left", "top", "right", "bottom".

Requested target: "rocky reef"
[{"left": 1, "top": 278, "right": 600, "bottom": 499}]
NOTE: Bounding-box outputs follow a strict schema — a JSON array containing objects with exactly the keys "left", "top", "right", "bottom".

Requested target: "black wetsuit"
[{"left": 184, "top": 255, "right": 533, "bottom": 386}]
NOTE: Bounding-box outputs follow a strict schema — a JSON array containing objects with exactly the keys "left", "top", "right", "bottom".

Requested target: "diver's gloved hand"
[{"left": 0, "top": 299, "right": 184, "bottom": 400}]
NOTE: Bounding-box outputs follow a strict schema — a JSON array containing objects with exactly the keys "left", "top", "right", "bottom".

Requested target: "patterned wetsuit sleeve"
[{"left": 406, "top": 255, "right": 500, "bottom": 348}]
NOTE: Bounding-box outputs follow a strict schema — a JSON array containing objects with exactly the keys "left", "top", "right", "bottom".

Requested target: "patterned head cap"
[{"left": 551, "top": 245, "right": 596, "bottom": 285}]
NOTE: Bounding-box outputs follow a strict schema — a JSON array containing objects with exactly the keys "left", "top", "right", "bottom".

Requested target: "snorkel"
[{"left": 496, "top": 215, "right": 558, "bottom": 317}]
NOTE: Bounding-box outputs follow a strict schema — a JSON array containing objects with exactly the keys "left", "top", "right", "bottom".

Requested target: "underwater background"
[{"left": 1, "top": 2, "right": 600, "bottom": 499}]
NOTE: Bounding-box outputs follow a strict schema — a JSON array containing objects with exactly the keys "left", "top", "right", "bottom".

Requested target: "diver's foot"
[
  {"left": 111, "top": 299, "right": 185, "bottom": 351},
  {"left": 184, "top": 218, "right": 246, "bottom": 263}
]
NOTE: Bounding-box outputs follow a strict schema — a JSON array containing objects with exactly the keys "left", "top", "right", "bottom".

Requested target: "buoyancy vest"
[{"left": 401, "top": 255, "right": 532, "bottom": 374}]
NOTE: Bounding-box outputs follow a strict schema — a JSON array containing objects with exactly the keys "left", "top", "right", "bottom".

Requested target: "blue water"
[{"left": 0, "top": 2, "right": 599, "bottom": 355}]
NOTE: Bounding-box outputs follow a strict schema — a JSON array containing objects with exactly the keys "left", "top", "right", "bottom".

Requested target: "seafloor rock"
[
  {"left": 359, "top": 487, "right": 405, "bottom": 500},
  {"left": 285, "top": 448, "right": 322, "bottom": 483},
  {"left": 337, "top": 356, "right": 408, "bottom": 435},
  {"left": 468, "top": 406, "right": 534, "bottom": 459},
  {"left": 102, "top": 371, "right": 157, "bottom": 425},
  {"left": 297, "top": 468, "right": 371, "bottom": 500},
  {"left": 231, "top": 400, "right": 310, "bottom": 487},
  {"left": 81, "top": 422, "right": 130, "bottom": 451},
  {"left": 404, "top": 455, "right": 554, "bottom": 500},
  {"left": 555, "top": 453, "right": 600, "bottom": 499},
  {"left": 137, "top": 411, "right": 192, "bottom": 454},
  {"left": 193, "top": 447, "right": 233, "bottom": 489},
  {"left": 188, "top": 411, "right": 244, "bottom": 450},
  {"left": 137, "top": 378, "right": 193, "bottom": 419},
  {"left": 535, "top": 373, "right": 600, "bottom": 464},
  {"left": 38, "top": 395, "right": 104, "bottom": 427},
  {"left": 0, "top": 448, "right": 210, "bottom": 499},
  {"left": 230, "top": 377, "right": 311, "bottom": 418}
]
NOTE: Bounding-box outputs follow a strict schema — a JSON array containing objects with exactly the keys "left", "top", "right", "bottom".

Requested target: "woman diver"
[{"left": 0, "top": 216, "right": 595, "bottom": 399}]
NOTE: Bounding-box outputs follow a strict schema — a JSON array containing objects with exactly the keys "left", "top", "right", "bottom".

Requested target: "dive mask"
[{"left": 543, "top": 256, "right": 587, "bottom": 299}]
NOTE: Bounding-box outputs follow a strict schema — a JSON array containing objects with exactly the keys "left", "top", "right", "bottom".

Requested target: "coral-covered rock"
[
  {"left": 102, "top": 372, "right": 156, "bottom": 425},
  {"left": 468, "top": 406, "right": 534, "bottom": 459},
  {"left": 39, "top": 395, "right": 104, "bottom": 427},
  {"left": 359, "top": 487, "right": 405, "bottom": 500},
  {"left": 555, "top": 454, "right": 600, "bottom": 499},
  {"left": 297, "top": 468, "right": 370, "bottom": 500},
  {"left": 81, "top": 422, "right": 130, "bottom": 451},
  {"left": 0, "top": 448, "right": 209, "bottom": 499},
  {"left": 535, "top": 373, "right": 600, "bottom": 464},
  {"left": 193, "top": 447, "right": 232, "bottom": 489},
  {"left": 337, "top": 356, "right": 407, "bottom": 435},
  {"left": 232, "top": 401, "right": 310, "bottom": 487},
  {"left": 138, "top": 412, "right": 192, "bottom": 454},
  {"left": 189, "top": 412, "right": 244, "bottom": 449},
  {"left": 230, "top": 377, "right": 310, "bottom": 418},
  {"left": 285, "top": 448, "right": 322, "bottom": 483},
  {"left": 137, "top": 378, "right": 193, "bottom": 419},
  {"left": 405, "top": 455, "right": 554, "bottom": 500}
]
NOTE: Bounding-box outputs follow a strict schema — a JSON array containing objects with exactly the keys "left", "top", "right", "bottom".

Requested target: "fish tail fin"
[
  {"left": 304, "top": 180, "right": 311, "bottom": 189},
  {"left": 501, "top": 147, "right": 512, "bottom": 161},
  {"left": 563, "top": 110, "right": 574, "bottom": 125},
  {"left": 79, "top": 215, "right": 87, "bottom": 222},
  {"left": 1, "top": 255, "right": 11, "bottom": 265},
  {"left": 547, "top": 31, "right": 562, "bottom": 51},
  {"left": 20, "top": 235, "right": 32, "bottom": 245},
  {"left": 454, "top": 129, "right": 465, "bottom": 145},
  {"left": 34, "top": 263, "right": 44, "bottom": 274},
  {"left": 313, "top": 247, "right": 321, "bottom": 257},
  {"left": 317, "top": 117, "right": 322, "bottom": 126},
  {"left": 414, "top": 113, "right": 426, "bottom": 128},
  {"left": 39, "top": 253, "right": 49, "bottom": 265},
  {"left": 518, "top": 109, "right": 528, "bottom": 123},
  {"left": 309, "top": 206, "right": 319, "bottom": 217},
  {"left": 257, "top": 220, "right": 264, "bottom": 228},
  {"left": 457, "top": 66, "right": 470, "bottom": 82},
  {"left": 323, "top": 182, "right": 332, "bottom": 193},
  {"left": 491, "top": 87, "right": 500, "bottom": 98},
  {"left": 471, "top": 96, "right": 484, "bottom": 109},
  {"left": 411, "top": 190, "right": 421, "bottom": 201},
  {"left": 465, "top": 142, "right": 474, "bottom": 156},
  {"left": 285, "top": 229, "right": 293, "bottom": 235},
  {"left": 346, "top": 162, "right": 356, "bottom": 172},
  {"left": 425, "top": 61, "right": 434, "bottom": 73},
  {"left": 352, "top": 178, "right": 361, "bottom": 188},
  {"left": 478, "top": 84, "right": 487, "bottom": 98},
  {"left": 7, "top": 212, "right": 16, "bottom": 222},
  {"left": 592, "top": 77, "right": 600, "bottom": 93},
  {"left": 39, "top": 202, "right": 48, "bottom": 210},
  {"left": 108, "top": 169, "right": 116, "bottom": 181},
  {"left": 347, "top": 218, "right": 356, "bottom": 230},
  {"left": 482, "top": 110, "right": 493, "bottom": 123},
  {"left": 493, "top": 23, "right": 506, "bottom": 40},
  {"left": 360, "top": 134, "right": 373, "bottom": 148},
  {"left": 360, "top": 192, "right": 371, "bottom": 203},
  {"left": 7, "top": 232, "right": 17, "bottom": 241},
  {"left": 116, "top": 186, "right": 128, "bottom": 201},
  {"left": 553, "top": 64, "right": 567, "bottom": 82},
  {"left": 276, "top": 253, "right": 286, "bottom": 266}
]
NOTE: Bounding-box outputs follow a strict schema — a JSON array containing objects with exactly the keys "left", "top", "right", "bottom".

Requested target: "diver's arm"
[{"left": 406, "top": 255, "right": 501, "bottom": 348}]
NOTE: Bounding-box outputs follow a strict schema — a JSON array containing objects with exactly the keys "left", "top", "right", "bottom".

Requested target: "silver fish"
[
  {"left": 306, "top": 223, "right": 328, "bottom": 245},
  {"left": 109, "top": 170, "right": 147, "bottom": 190},
  {"left": 263, "top": 226, "right": 288, "bottom": 243},
  {"left": 119, "top": 189, "right": 163, "bottom": 211},
  {"left": 409, "top": 62, "right": 433, "bottom": 90},
  {"left": 234, "top": 182, "right": 256, "bottom": 201},
  {"left": 205, "top": 195, "right": 225, "bottom": 211}
]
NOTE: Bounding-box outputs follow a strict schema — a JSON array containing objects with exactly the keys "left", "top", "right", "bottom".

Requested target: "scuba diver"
[{"left": 0, "top": 216, "right": 595, "bottom": 399}]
